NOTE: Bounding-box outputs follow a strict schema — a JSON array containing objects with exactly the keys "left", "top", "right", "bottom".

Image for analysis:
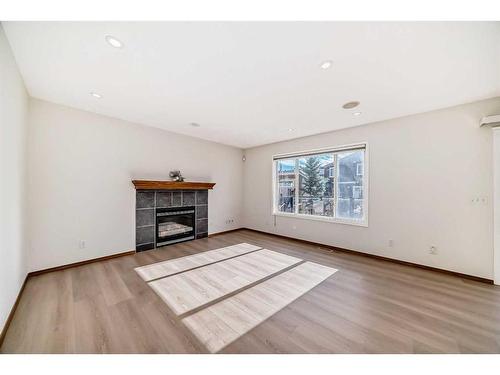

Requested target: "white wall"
[
  {"left": 493, "top": 129, "right": 500, "bottom": 284},
  {"left": 243, "top": 98, "right": 500, "bottom": 279},
  {"left": 27, "top": 99, "right": 243, "bottom": 272},
  {"left": 0, "top": 25, "right": 28, "bottom": 333}
]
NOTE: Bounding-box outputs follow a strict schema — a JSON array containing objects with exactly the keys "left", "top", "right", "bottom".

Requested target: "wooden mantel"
[{"left": 132, "top": 180, "right": 216, "bottom": 190}]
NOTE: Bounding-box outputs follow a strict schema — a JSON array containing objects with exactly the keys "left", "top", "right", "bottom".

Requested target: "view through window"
[{"left": 274, "top": 145, "right": 366, "bottom": 223}]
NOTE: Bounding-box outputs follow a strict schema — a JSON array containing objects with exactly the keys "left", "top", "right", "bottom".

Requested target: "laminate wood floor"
[{"left": 2, "top": 229, "right": 500, "bottom": 353}]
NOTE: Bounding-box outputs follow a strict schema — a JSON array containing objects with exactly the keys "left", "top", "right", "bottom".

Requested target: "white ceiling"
[{"left": 3, "top": 22, "right": 500, "bottom": 148}]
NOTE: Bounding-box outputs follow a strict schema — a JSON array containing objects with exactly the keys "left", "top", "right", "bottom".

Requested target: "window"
[
  {"left": 273, "top": 144, "right": 367, "bottom": 225},
  {"left": 356, "top": 162, "right": 363, "bottom": 176},
  {"left": 275, "top": 159, "right": 296, "bottom": 213},
  {"left": 352, "top": 186, "right": 362, "bottom": 199}
]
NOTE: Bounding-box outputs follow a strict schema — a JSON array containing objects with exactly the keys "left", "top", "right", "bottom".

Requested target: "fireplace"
[
  {"left": 156, "top": 206, "right": 195, "bottom": 246},
  {"left": 133, "top": 180, "right": 215, "bottom": 252}
]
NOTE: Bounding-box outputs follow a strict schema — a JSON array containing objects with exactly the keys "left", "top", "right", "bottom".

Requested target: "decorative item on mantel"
[{"left": 169, "top": 170, "right": 184, "bottom": 182}]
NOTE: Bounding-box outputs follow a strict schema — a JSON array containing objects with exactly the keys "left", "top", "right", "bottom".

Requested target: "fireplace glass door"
[{"left": 156, "top": 206, "right": 195, "bottom": 247}]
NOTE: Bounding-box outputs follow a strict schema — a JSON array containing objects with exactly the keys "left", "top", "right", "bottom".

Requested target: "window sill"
[{"left": 272, "top": 211, "right": 368, "bottom": 227}]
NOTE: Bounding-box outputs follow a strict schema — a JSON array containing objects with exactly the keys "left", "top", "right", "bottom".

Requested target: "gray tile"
[
  {"left": 136, "top": 191, "right": 155, "bottom": 209},
  {"left": 183, "top": 191, "right": 195, "bottom": 206},
  {"left": 196, "top": 218, "right": 208, "bottom": 234},
  {"left": 136, "top": 243, "right": 154, "bottom": 252},
  {"left": 196, "top": 190, "right": 208, "bottom": 205},
  {"left": 196, "top": 205, "right": 208, "bottom": 219},
  {"left": 136, "top": 209, "right": 154, "bottom": 227},
  {"left": 156, "top": 192, "right": 172, "bottom": 207},
  {"left": 172, "top": 192, "right": 182, "bottom": 207},
  {"left": 136, "top": 226, "right": 155, "bottom": 245}
]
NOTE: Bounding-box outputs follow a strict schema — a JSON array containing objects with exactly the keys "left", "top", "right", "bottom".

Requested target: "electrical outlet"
[
  {"left": 78, "top": 240, "right": 86, "bottom": 249},
  {"left": 388, "top": 239, "right": 394, "bottom": 248},
  {"left": 472, "top": 196, "right": 488, "bottom": 205},
  {"left": 429, "top": 245, "right": 437, "bottom": 255}
]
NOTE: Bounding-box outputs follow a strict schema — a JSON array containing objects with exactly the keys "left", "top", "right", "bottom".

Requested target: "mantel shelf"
[{"left": 132, "top": 180, "right": 216, "bottom": 190}]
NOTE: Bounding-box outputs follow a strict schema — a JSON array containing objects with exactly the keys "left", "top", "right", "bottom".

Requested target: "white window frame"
[{"left": 272, "top": 142, "right": 369, "bottom": 227}]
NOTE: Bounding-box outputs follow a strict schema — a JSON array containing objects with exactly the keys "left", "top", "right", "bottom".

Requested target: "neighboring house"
[
  {"left": 322, "top": 162, "right": 334, "bottom": 197},
  {"left": 337, "top": 152, "right": 364, "bottom": 219},
  {"left": 276, "top": 162, "right": 295, "bottom": 212}
]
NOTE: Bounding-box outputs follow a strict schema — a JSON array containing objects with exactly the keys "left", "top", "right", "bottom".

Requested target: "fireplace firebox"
[{"left": 156, "top": 206, "right": 195, "bottom": 247}]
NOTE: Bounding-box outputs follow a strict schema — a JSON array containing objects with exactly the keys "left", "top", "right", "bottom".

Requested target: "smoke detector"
[{"left": 480, "top": 115, "right": 500, "bottom": 128}]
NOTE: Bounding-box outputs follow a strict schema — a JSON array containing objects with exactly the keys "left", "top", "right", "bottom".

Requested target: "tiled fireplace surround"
[{"left": 135, "top": 190, "right": 208, "bottom": 252}]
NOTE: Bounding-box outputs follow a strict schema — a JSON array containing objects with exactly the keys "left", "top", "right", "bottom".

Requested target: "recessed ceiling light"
[
  {"left": 353, "top": 111, "right": 362, "bottom": 116},
  {"left": 320, "top": 60, "right": 333, "bottom": 70},
  {"left": 342, "top": 101, "right": 360, "bottom": 109},
  {"left": 105, "top": 35, "right": 123, "bottom": 48},
  {"left": 189, "top": 122, "right": 201, "bottom": 127},
  {"left": 288, "top": 128, "right": 295, "bottom": 132},
  {"left": 90, "top": 92, "right": 102, "bottom": 98}
]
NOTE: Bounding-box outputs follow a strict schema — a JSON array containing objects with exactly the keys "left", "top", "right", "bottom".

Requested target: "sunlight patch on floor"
[{"left": 137, "top": 243, "right": 337, "bottom": 353}]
